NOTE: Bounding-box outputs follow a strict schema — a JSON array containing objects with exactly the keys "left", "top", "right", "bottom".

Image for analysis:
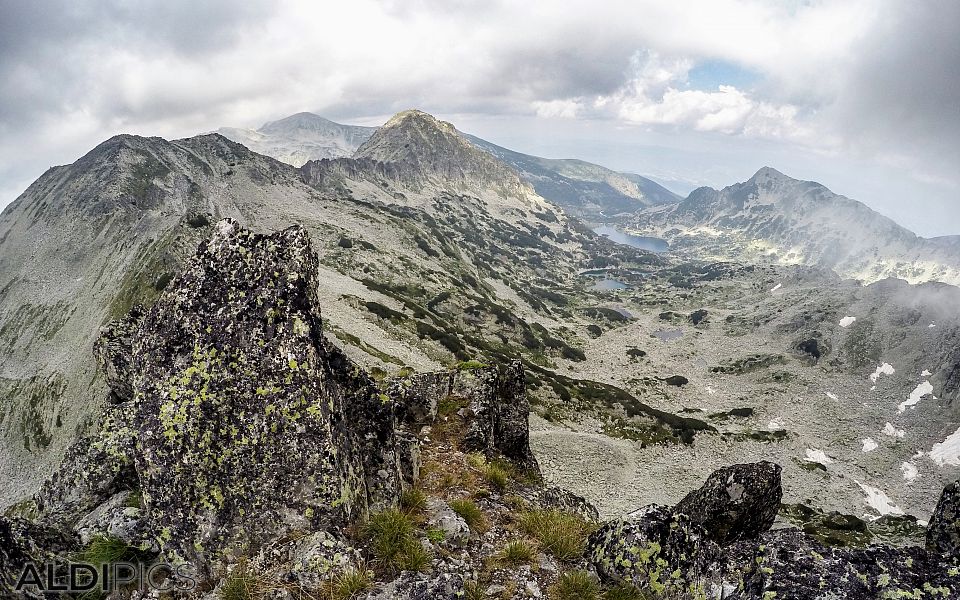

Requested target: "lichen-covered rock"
[
  {"left": 0, "top": 516, "right": 78, "bottom": 599},
  {"left": 927, "top": 479, "right": 960, "bottom": 556},
  {"left": 126, "top": 220, "right": 403, "bottom": 569},
  {"left": 34, "top": 404, "right": 138, "bottom": 526},
  {"left": 254, "top": 530, "right": 364, "bottom": 593},
  {"left": 674, "top": 461, "right": 782, "bottom": 545},
  {"left": 74, "top": 491, "right": 156, "bottom": 553},
  {"left": 457, "top": 361, "right": 539, "bottom": 472},
  {"left": 535, "top": 487, "right": 600, "bottom": 523},
  {"left": 426, "top": 498, "right": 471, "bottom": 548},
  {"left": 93, "top": 306, "right": 143, "bottom": 403},
  {"left": 389, "top": 371, "right": 454, "bottom": 426},
  {"left": 586, "top": 504, "right": 720, "bottom": 595},
  {"left": 719, "top": 528, "right": 960, "bottom": 599},
  {"left": 364, "top": 571, "right": 465, "bottom": 600}
]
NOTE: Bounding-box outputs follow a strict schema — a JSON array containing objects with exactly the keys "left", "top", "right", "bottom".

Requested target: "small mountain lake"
[
  {"left": 590, "top": 278, "right": 629, "bottom": 291},
  {"left": 593, "top": 225, "right": 669, "bottom": 253}
]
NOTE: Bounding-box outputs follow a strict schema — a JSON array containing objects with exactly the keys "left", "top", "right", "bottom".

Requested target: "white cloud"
[{"left": 0, "top": 0, "right": 956, "bottom": 233}]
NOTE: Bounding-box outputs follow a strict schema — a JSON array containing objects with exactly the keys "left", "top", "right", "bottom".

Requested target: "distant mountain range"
[
  {"left": 216, "top": 112, "right": 375, "bottom": 166},
  {"left": 217, "top": 111, "right": 680, "bottom": 222},
  {"left": 628, "top": 167, "right": 960, "bottom": 285}
]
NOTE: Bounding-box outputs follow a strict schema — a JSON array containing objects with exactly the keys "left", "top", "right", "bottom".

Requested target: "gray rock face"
[
  {"left": 927, "top": 479, "right": 960, "bottom": 555},
  {"left": 426, "top": 498, "right": 470, "bottom": 548},
  {"left": 458, "top": 361, "right": 540, "bottom": 472},
  {"left": 535, "top": 487, "right": 600, "bottom": 523},
  {"left": 674, "top": 461, "right": 782, "bottom": 545}
]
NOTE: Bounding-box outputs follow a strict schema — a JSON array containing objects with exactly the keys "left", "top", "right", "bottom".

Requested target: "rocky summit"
[{"left": 2, "top": 221, "right": 958, "bottom": 599}]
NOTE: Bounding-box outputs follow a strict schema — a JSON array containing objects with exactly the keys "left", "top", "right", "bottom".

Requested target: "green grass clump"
[
  {"left": 463, "top": 579, "right": 486, "bottom": 600},
  {"left": 361, "top": 509, "right": 432, "bottom": 574},
  {"left": 76, "top": 536, "right": 135, "bottom": 565},
  {"left": 497, "top": 539, "right": 536, "bottom": 567},
  {"left": 482, "top": 461, "right": 512, "bottom": 492},
  {"left": 218, "top": 562, "right": 263, "bottom": 600},
  {"left": 456, "top": 360, "right": 489, "bottom": 370},
  {"left": 449, "top": 498, "right": 487, "bottom": 532},
  {"left": 518, "top": 509, "right": 594, "bottom": 562},
  {"left": 400, "top": 488, "right": 428, "bottom": 514},
  {"left": 426, "top": 528, "right": 446, "bottom": 543},
  {"left": 550, "top": 571, "right": 600, "bottom": 600},
  {"left": 328, "top": 567, "right": 373, "bottom": 600}
]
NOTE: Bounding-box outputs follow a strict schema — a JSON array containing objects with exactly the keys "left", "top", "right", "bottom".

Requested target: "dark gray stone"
[{"left": 674, "top": 461, "right": 782, "bottom": 545}]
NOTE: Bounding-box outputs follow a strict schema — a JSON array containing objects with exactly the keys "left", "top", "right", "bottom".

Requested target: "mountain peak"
[
  {"left": 352, "top": 110, "right": 525, "bottom": 194},
  {"left": 749, "top": 166, "right": 793, "bottom": 183}
]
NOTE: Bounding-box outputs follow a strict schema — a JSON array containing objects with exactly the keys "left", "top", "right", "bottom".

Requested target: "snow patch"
[
  {"left": 928, "top": 322, "right": 936, "bottom": 328},
  {"left": 856, "top": 482, "right": 904, "bottom": 517},
  {"left": 901, "top": 462, "right": 919, "bottom": 482},
  {"left": 839, "top": 316, "right": 857, "bottom": 328},
  {"left": 898, "top": 381, "right": 934, "bottom": 413},
  {"left": 861, "top": 438, "right": 878, "bottom": 452},
  {"left": 882, "top": 422, "right": 905, "bottom": 438},
  {"left": 805, "top": 448, "right": 834, "bottom": 465},
  {"left": 929, "top": 426, "right": 960, "bottom": 466},
  {"left": 768, "top": 420, "right": 784, "bottom": 431},
  {"left": 870, "top": 363, "right": 895, "bottom": 383},
  {"left": 921, "top": 369, "right": 932, "bottom": 377},
  {"left": 825, "top": 392, "right": 838, "bottom": 401}
]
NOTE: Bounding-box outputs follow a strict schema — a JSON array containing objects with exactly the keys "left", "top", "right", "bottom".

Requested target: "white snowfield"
[
  {"left": 805, "top": 448, "right": 834, "bottom": 465},
  {"left": 856, "top": 481, "right": 905, "bottom": 517},
  {"left": 901, "top": 462, "right": 919, "bottom": 482},
  {"left": 862, "top": 438, "right": 878, "bottom": 452},
  {"left": 929, "top": 426, "right": 960, "bottom": 467},
  {"left": 882, "top": 422, "right": 906, "bottom": 438},
  {"left": 898, "top": 381, "right": 934, "bottom": 413},
  {"left": 870, "top": 363, "right": 895, "bottom": 383},
  {"left": 839, "top": 316, "right": 857, "bottom": 327}
]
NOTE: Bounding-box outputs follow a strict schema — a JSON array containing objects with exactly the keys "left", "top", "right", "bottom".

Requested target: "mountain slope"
[
  {"left": 628, "top": 167, "right": 960, "bottom": 285},
  {"left": 216, "top": 112, "right": 375, "bottom": 166},
  {"left": 0, "top": 111, "right": 673, "bottom": 506},
  {"left": 466, "top": 134, "right": 680, "bottom": 221}
]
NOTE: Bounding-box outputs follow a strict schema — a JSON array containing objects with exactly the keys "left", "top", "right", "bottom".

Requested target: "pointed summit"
[
  {"left": 748, "top": 166, "right": 793, "bottom": 184},
  {"left": 353, "top": 109, "right": 525, "bottom": 194}
]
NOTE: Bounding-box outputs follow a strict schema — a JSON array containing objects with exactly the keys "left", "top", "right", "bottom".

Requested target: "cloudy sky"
[{"left": 1, "top": 0, "right": 957, "bottom": 235}]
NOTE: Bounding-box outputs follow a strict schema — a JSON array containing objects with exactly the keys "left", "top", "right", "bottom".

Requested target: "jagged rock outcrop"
[
  {"left": 386, "top": 362, "right": 540, "bottom": 474},
  {"left": 927, "top": 479, "right": 960, "bottom": 555},
  {"left": 586, "top": 461, "right": 960, "bottom": 599},
  {"left": 8, "top": 220, "right": 548, "bottom": 597},
  {"left": 674, "top": 461, "right": 782, "bottom": 545},
  {"left": 121, "top": 220, "right": 406, "bottom": 569}
]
